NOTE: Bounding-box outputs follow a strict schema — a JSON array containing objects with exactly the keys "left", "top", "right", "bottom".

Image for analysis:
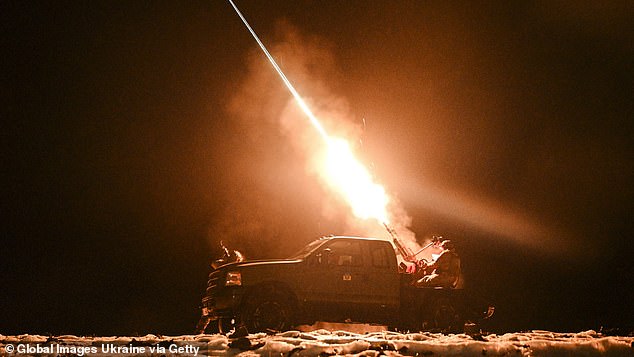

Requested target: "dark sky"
[{"left": 2, "top": 1, "right": 632, "bottom": 335}]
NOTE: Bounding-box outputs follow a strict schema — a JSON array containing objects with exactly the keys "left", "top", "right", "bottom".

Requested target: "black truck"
[{"left": 196, "top": 236, "right": 494, "bottom": 334}]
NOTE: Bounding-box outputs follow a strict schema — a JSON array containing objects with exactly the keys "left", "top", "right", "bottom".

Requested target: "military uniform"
[{"left": 415, "top": 248, "right": 461, "bottom": 288}]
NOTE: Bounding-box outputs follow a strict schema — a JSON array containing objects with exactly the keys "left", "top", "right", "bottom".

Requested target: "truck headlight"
[{"left": 225, "top": 271, "right": 242, "bottom": 286}]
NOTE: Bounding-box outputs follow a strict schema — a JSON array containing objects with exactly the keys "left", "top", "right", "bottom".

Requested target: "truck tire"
[
  {"left": 242, "top": 291, "right": 293, "bottom": 333},
  {"left": 217, "top": 318, "right": 236, "bottom": 335},
  {"left": 430, "top": 297, "right": 462, "bottom": 333}
]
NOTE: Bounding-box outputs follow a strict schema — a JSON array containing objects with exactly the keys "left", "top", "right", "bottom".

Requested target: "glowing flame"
[
  {"left": 322, "top": 138, "right": 390, "bottom": 223},
  {"left": 229, "top": 0, "right": 390, "bottom": 225}
]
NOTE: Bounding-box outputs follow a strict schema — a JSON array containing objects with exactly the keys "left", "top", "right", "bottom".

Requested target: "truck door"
[
  {"left": 361, "top": 241, "right": 401, "bottom": 320},
  {"left": 301, "top": 239, "right": 367, "bottom": 320}
]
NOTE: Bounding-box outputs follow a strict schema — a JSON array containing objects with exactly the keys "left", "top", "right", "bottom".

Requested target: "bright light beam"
[
  {"left": 228, "top": 0, "right": 391, "bottom": 227},
  {"left": 228, "top": 0, "right": 328, "bottom": 140}
]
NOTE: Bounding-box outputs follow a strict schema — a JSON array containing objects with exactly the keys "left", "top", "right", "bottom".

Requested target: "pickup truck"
[{"left": 196, "top": 236, "right": 494, "bottom": 334}]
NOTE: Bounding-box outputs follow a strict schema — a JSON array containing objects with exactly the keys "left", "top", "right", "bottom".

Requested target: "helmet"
[{"left": 440, "top": 239, "right": 455, "bottom": 250}]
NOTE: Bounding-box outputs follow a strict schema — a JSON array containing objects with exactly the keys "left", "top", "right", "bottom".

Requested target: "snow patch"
[{"left": 1, "top": 330, "right": 632, "bottom": 356}]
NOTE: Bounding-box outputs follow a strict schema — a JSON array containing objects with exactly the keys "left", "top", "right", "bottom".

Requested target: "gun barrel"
[{"left": 383, "top": 223, "right": 416, "bottom": 262}]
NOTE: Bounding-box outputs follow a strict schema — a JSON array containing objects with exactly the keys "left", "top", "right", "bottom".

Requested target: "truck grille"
[
  {"left": 207, "top": 271, "right": 222, "bottom": 291},
  {"left": 203, "top": 269, "right": 224, "bottom": 308}
]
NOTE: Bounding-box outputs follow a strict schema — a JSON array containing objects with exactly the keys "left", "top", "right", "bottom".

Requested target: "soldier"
[
  {"left": 211, "top": 241, "right": 245, "bottom": 269},
  {"left": 414, "top": 239, "right": 461, "bottom": 288}
]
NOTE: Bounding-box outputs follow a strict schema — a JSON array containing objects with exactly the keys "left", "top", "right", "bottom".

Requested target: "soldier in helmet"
[{"left": 414, "top": 239, "right": 461, "bottom": 288}]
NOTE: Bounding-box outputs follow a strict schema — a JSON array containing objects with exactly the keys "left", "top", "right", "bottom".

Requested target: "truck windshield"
[{"left": 288, "top": 239, "right": 325, "bottom": 260}]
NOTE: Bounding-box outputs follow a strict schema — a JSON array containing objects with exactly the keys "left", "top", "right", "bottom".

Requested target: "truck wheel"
[
  {"left": 430, "top": 297, "right": 462, "bottom": 333},
  {"left": 243, "top": 293, "right": 293, "bottom": 333},
  {"left": 218, "top": 318, "right": 236, "bottom": 335}
]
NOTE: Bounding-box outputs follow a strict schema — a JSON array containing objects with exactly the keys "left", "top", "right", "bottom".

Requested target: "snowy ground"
[{"left": 2, "top": 328, "right": 632, "bottom": 356}]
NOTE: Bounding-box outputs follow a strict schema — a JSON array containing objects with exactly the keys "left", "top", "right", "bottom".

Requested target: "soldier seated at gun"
[{"left": 413, "top": 239, "right": 461, "bottom": 288}]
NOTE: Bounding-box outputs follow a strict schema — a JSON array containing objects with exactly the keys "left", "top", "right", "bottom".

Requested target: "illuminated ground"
[{"left": 2, "top": 329, "right": 632, "bottom": 356}]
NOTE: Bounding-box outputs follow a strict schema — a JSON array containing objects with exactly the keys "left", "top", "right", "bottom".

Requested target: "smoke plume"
[{"left": 218, "top": 21, "right": 420, "bottom": 256}]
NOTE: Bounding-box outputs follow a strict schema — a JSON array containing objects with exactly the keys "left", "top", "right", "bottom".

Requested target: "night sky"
[{"left": 2, "top": 1, "right": 632, "bottom": 335}]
